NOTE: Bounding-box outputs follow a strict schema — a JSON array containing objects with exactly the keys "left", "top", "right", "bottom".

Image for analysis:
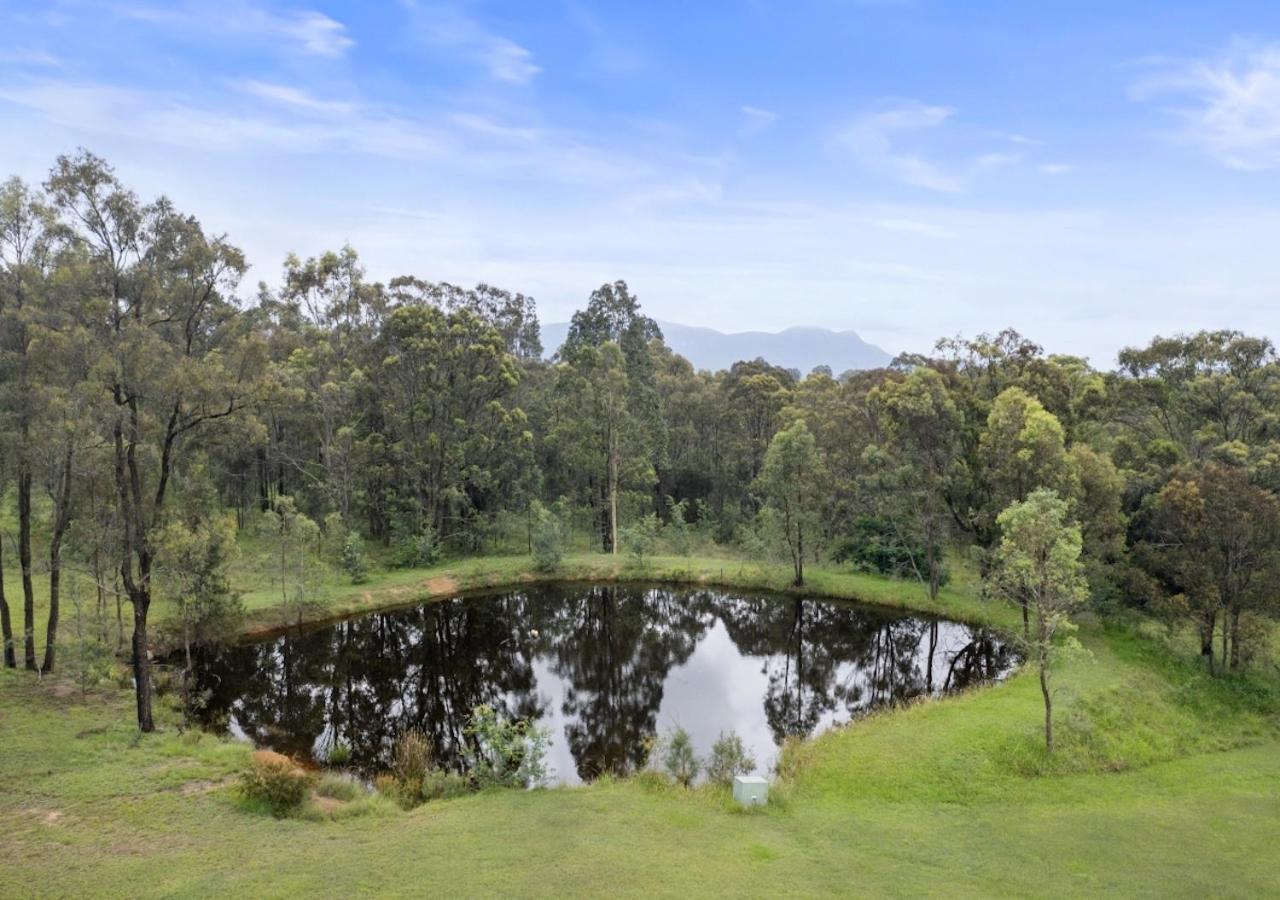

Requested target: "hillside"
[{"left": 541, "top": 320, "right": 893, "bottom": 373}]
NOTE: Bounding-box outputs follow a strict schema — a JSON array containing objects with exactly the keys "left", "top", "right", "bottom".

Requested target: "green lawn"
[{"left": 2, "top": 553, "right": 1278, "bottom": 897}]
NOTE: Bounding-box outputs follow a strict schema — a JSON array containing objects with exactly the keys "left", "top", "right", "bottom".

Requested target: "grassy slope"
[{"left": 2, "top": 553, "right": 1278, "bottom": 898}]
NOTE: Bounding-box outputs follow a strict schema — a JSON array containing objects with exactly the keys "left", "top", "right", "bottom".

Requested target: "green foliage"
[
  {"left": 530, "top": 500, "right": 566, "bottom": 572},
  {"left": 622, "top": 513, "right": 662, "bottom": 568},
  {"left": 755, "top": 420, "right": 826, "bottom": 585},
  {"left": 240, "top": 753, "right": 315, "bottom": 818},
  {"left": 464, "top": 704, "right": 552, "bottom": 789},
  {"left": 664, "top": 497, "right": 693, "bottom": 556},
  {"left": 661, "top": 726, "right": 700, "bottom": 787},
  {"left": 326, "top": 740, "right": 352, "bottom": 766},
  {"left": 340, "top": 531, "right": 369, "bottom": 584},
  {"left": 314, "top": 772, "right": 363, "bottom": 802},
  {"left": 706, "top": 731, "right": 756, "bottom": 786},
  {"left": 831, "top": 515, "right": 947, "bottom": 584},
  {"left": 389, "top": 511, "right": 443, "bottom": 569}
]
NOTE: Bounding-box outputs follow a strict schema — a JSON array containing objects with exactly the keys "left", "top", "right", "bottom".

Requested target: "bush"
[
  {"left": 241, "top": 751, "right": 314, "bottom": 817},
  {"left": 623, "top": 514, "right": 662, "bottom": 568},
  {"left": 662, "top": 726, "right": 700, "bottom": 787},
  {"left": 314, "top": 772, "right": 363, "bottom": 802},
  {"left": 391, "top": 527, "right": 441, "bottom": 569},
  {"left": 706, "top": 731, "right": 756, "bottom": 786},
  {"left": 392, "top": 727, "right": 432, "bottom": 789},
  {"left": 326, "top": 740, "right": 352, "bottom": 766},
  {"left": 464, "top": 704, "right": 552, "bottom": 789},
  {"left": 831, "top": 515, "right": 945, "bottom": 584},
  {"left": 530, "top": 501, "right": 565, "bottom": 572},
  {"left": 665, "top": 497, "right": 693, "bottom": 557},
  {"left": 340, "top": 531, "right": 369, "bottom": 583}
]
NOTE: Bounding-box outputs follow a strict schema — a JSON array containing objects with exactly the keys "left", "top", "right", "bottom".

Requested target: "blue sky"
[{"left": 2, "top": 0, "right": 1279, "bottom": 363}]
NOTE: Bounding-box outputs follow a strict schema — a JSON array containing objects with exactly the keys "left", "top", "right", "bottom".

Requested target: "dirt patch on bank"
[{"left": 421, "top": 575, "right": 459, "bottom": 597}]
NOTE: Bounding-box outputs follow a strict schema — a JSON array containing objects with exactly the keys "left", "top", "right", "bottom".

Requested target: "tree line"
[{"left": 2, "top": 151, "right": 1278, "bottom": 736}]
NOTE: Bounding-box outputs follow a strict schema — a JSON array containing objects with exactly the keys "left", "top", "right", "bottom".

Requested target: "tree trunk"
[
  {"left": 130, "top": 590, "right": 154, "bottom": 732},
  {"left": 1199, "top": 611, "right": 1215, "bottom": 675},
  {"left": 1038, "top": 612, "right": 1053, "bottom": 753},
  {"left": 42, "top": 447, "right": 74, "bottom": 673},
  {"left": 0, "top": 535, "right": 14, "bottom": 668},
  {"left": 19, "top": 468, "right": 37, "bottom": 671},
  {"left": 1021, "top": 596, "right": 1030, "bottom": 643},
  {"left": 608, "top": 436, "right": 619, "bottom": 556},
  {"left": 795, "top": 519, "right": 804, "bottom": 586},
  {"left": 41, "top": 551, "right": 61, "bottom": 674},
  {"left": 1229, "top": 609, "right": 1241, "bottom": 670}
]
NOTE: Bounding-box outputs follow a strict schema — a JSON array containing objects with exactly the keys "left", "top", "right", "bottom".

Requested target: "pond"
[{"left": 190, "top": 583, "right": 1017, "bottom": 785}]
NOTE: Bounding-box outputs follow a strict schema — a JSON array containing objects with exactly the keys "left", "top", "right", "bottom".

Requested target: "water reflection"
[{"left": 190, "top": 584, "right": 1015, "bottom": 784}]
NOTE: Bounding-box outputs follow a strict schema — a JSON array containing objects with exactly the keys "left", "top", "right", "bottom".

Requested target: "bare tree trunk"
[
  {"left": 0, "top": 535, "right": 14, "bottom": 668},
  {"left": 130, "top": 589, "right": 154, "bottom": 732},
  {"left": 795, "top": 519, "right": 805, "bottom": 586},
  {"left": 1038, "top": 610, "right": 1053, "bottom": 753},
  {"left": 1229, "top": 609, "right": 1241, "bottom": 670},
  {"left": 19, "top": 468, "right": 37, "bottom": 670},
  {"left": 1199, "top": 610, "right": 1215, "bottom": 675},
  {"left": 608, "top": 433, "right": 619, "bottom": 556},
  {"left": 42, "top": 446, "right": 74, "bottom": 673}
]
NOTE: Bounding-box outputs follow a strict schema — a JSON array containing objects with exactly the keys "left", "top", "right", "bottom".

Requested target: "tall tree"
[
  {"left": 756, "top": 420, "right": 826, "bottom": 586},
  {"left": 872, "top": 367, "right": 962, "bottom": 604},
  {"left": 46, "top": 151, "right": 265, "bottom": 730},
  {"left": 990, "top": 489, "right": 1087, "bottom": 752},
  {"left": 0, "top": 176, "right": 55, "bottom": 670}
]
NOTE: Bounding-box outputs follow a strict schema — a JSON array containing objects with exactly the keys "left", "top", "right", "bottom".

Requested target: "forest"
[{"left": 2, "top": 151, "right": 1278, "bottom": 742}]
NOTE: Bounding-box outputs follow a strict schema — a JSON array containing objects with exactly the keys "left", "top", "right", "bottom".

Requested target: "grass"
[{"left": 2, "top": 548, "right": 1279, "bottom": 897}]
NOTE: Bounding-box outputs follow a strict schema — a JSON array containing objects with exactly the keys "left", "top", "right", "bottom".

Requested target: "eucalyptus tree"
[
  {"left": 755, "top": 420, "right": 826, "bottom": 586},
  {"left": 990, "top": 490, "right": 1087, "bottom": 752},
  {"left": 871, "top": 367, "right": 962, "bottom": 605},
  {"left": 45, "top": 150, "right": 267, "bottom": 731},
  {"left": 0, "top": 176, "right": 56, "bottom": 670},
  {"left": 1145, "top": 463, "right": 1280, "bottom": 672}
]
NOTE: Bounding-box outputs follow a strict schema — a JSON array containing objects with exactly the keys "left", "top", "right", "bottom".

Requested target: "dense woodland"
[{"left": 2, "top": 151, "right": 1279, "bottom": 735}]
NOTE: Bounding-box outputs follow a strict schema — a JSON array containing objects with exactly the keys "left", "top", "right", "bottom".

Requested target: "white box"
[{"left": 733, "top": 775, "right": 768, "bottom": 807}]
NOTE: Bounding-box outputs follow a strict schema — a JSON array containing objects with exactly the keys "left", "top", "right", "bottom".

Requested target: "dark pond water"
[{"left": 190, "top": 584, "right": 1016, "bottom": 784}]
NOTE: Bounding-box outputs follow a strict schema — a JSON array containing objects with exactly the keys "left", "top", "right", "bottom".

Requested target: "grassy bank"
[{"left": 2, "top": 554, "right": 1278, "bottom": 897}]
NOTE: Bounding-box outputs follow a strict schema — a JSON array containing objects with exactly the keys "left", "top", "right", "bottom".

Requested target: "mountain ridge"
[{"left": 540, "top": 320, "right": 893, "bottom": 373}]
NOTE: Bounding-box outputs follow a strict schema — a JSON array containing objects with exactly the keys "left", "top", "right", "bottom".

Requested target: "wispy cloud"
[
  {"left": 1039, "top": 162, "right": 1075, "bottom": 175},
  {"left": 400, "top": 1, "right": 540, "bottom": 84},
  {"left": 837, "top": 102, "right": 966, "bottom": 192},
  {"left": 115, "top": 2, "right": 354, "bottom": 57},
  {"left": 740, "top": 105, "right": 778, "bottom": 136},
  {"left": 1131, "top": 42, "right": 1280, "bottom": 170},
  {"left": 236, "top": 80, "right": 355, "bottom": 115}
]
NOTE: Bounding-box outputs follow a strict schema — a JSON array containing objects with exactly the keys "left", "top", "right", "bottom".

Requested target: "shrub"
[
  {"left": 662, "top": 726, "right": 700, "bottom": 787},
  {"left": 530, "top": 501, "right": 565, "bottom": 572},
  {"left": 623, "top": 514, "right": 662, "bottom": 568},
  {"left": 241, "top": 750, "right": 314, "bottom": 817},
  {"left": 391, "top": 527, "right": 441, "bottom": 569},
  {"left": 831, "top": 515, "right": 946, "bottom": 584},
  {"left": 706, "top": 731, "right": 756, "bottom": 786},
  {"left": 392, "top": 727, "right": 432, "bottom": 790},
  {"left": 464, "top": 704, "right": 552, "bottom": 789},
  {"left": 665, "top": 497, "right": 693, "bottom": 556},
  {"left": 325, "top": 740, "right": 352, "bottom": 766},
  {"left": 314, "top": 771, "right": 363, "bottom": 802},
  {"left": 340, "top": 531, "right": 369, "bottom": 583}
]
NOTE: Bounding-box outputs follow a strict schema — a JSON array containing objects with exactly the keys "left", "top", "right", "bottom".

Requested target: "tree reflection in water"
[{"left": 190, "top": 584, "right": 1015, "bottom": 783}]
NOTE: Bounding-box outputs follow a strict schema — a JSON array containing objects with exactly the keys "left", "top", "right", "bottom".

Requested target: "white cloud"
[
  {"left": 838, "top": 101, "right": 965, "bottom": 192},
  {"left": 236, "top": 81, "right": 354, "bottom": 115},
  {"left": 116, "top": 2, "right": 354, "bottom": 57},
  {"left": 1132, "top": 43, "right": 1280, "bottom": 170},
  {"left": 401, "top": 2, "right": 540, "bottom": 84},
  {"left": 976, "top": 151, "right": 1021, "bottom": 168},
  {"left": 740, "top": 105, "right": 778, "bottom": 135},
  {"left": 1039, "top": 163, "right": 1075, "bottom": 175}
]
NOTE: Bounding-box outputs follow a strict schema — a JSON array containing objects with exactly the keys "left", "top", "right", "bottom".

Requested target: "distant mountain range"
[{"left": 540, "top": 320, "right": 893, "bottom": 374}]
